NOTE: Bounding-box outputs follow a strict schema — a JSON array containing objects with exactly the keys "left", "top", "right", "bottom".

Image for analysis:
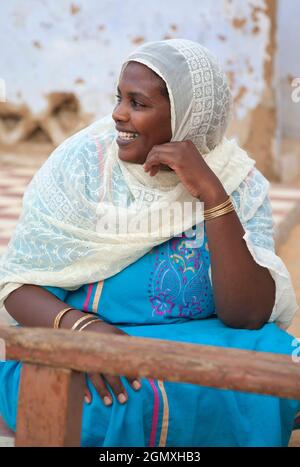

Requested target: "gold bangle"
[
  {"left": 78, "top": 318, "right": 102, "bottom": 332},
  {"left": 71, "top": 314, "right": 96, "bottom": 331},
  {"left": 204, "top": 196, "right": 232, "bottom": 214},
  {"left": 53, "top": 307, "right": 76, "bottom": 329},
  {"left": 204, "top": 204, "right": 235, "bottom": 219},
  {"left": 204, "top": 203, "right": 235, "bottom": 220}
]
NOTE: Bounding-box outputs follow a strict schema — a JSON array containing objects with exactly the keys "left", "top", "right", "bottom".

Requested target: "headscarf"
[
  {"left": 0, "top": 39, "right": 257, "bottom": 320},
  {"left": 124, "top": 38, "right": 231, "bottom": 154}
]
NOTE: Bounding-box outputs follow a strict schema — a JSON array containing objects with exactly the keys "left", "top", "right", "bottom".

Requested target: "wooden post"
[{"left": 15, "top": 363, "right": 85, "bottom": 447}]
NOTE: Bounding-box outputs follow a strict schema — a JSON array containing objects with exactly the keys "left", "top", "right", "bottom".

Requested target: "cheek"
[
  {"left": 154, "top": 109, "right": 172, "bottom": 140},
  {"left": 133, "top": 109, "right": 171, "bottom": 145},
  {"left": 133, "top": 119, "right": 155, "bottom": 144},
  {"left": 150, "top": 118, "right": 171, "bottom": 143}
]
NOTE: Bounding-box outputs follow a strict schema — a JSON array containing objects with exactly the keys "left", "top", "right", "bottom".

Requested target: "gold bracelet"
[
  {"left": 53, "top": 307, "right": 76, "bottom": 329},
  {"left": 71, "top": 314, "right": 96, "bottom": 331},
  {"left": 204, "top": 196, "right": 232, "bottom": 214},
  {"left": 204, "top": 203, "right": 235, "bottom": 221},
  {"left": 78, "top": 318, "right": 102, "bottom": 332},
  {"left": 204, "top": 204, "right": 235, "bottom": 220}
]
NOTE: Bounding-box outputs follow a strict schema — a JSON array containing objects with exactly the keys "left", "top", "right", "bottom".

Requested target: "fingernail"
[
  {"left": 84, "top": 395, "right": 90, "bottom": 404},
  {"left": 103, "top": 396, "right": 112, "bottom": 406},
  {"left": 132, "top": 380, "right": 141, "bottom": 390},
  {"left": 118, "top": 393, "right": 127, "bottom": 404}
]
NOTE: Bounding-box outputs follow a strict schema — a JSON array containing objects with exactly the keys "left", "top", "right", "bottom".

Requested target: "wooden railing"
[{"left": 0, "top": 325, "right": 299, "bottom": 446}]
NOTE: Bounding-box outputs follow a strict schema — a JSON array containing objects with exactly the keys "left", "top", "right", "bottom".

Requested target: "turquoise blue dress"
[{"left": 0, "top": 219, "right": 299, "bottom": 447}]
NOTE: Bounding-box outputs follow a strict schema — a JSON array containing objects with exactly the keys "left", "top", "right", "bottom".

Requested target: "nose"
[{"left": 112, "top": 100, "right": 130, "bottom": 123}]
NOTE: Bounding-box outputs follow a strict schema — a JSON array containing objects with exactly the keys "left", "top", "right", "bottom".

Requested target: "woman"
[{"left": 0, "top": 39, "right": 299, "bottom": 447}]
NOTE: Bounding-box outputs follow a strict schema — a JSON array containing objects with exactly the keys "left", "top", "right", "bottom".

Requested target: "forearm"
[
  {"left": 4, "top": 285, "right": 89, "bottom": 330},
  {"left": 203, "top": 185, "right": 276, "bottom": 329}
]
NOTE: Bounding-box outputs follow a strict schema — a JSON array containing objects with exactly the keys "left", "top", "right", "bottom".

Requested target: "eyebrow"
[{"left": 117, "top": 86, "right": 150, "bottom": 101}]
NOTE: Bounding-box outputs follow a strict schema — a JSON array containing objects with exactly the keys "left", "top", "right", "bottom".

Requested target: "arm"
[
  {"left": 143, "top": 141, "right": 277, "bottom": 330},
  {"left": 4, "top": 284, "right": 105, "bottom": 330},
  {"left": 203, "top": 184, "right": 276, "bottom": 330}
]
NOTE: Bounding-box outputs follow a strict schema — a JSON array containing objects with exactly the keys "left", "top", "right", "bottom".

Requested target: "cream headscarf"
[{"left": 0, "top": 39, "right": 256, "bottom": 319}]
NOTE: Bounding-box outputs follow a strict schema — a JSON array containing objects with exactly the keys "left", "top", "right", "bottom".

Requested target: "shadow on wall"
[{"left": 0, "top": 93, "right": 91, "bottom": 149}]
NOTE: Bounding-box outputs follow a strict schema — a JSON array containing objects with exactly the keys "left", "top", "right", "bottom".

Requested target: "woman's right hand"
[{"left": 80, "top": 319, "right": 142, "bottom": 406}]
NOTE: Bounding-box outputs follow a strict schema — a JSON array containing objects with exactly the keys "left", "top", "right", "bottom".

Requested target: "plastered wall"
[{"left": 0, "top": 0, "right": 280, "bottom": 177}]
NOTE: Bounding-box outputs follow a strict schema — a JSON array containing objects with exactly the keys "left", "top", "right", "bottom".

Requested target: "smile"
[{"left": 116, "top": 131, "right": 139, "bottom": 146}]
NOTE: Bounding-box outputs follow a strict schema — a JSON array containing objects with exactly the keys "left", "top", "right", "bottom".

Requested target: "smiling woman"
[
  {"left": 0, "top": 39, "right": 299, "bottom": 447},
  {"left": 113, "top": 61, "right": 172, "bottom": 165}
]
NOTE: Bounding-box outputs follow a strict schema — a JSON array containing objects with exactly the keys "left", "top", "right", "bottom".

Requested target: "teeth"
[{"left": 118, "top": 131, "right": 138, "bottom": 140}]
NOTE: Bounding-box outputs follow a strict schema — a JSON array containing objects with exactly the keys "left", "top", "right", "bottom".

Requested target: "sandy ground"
[
  {"left": 278, "top": 223, "right": 300, "bottom": 447},
  {"left": 279, "top": 224, "right": 300, "bottom": 337}
]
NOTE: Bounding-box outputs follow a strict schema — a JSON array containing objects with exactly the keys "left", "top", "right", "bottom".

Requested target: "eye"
[
  {"left": 115, "top": 94, "right": 146, "bottom": 109},
  {"left": 131, "top": 99, "right": 145, "bottom": 108}
]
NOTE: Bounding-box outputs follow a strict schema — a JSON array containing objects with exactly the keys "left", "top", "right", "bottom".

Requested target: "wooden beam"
[{"left": 0, "top": 326, "right": 299, "bottom": 400}]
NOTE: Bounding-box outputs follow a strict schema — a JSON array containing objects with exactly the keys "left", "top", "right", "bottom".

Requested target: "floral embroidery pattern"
[{"left": 148, "top": 226, "right": 215, "bottom": 319}]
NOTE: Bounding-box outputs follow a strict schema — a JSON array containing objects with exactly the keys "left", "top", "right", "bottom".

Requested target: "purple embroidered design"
[
  {"left": 148, "top": 229, "right": 215, "bottom": 319},
  {"left": 150, "top": 292, "right": 175, "bottom": 315}
]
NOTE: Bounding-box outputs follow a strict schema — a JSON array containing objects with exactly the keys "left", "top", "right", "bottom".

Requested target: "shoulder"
[
  {"left": 231, "top": 167, "right": 270, "bottom": 222},
  {"left": 231, "top": 168, "right": 275, "bottom": 250}
]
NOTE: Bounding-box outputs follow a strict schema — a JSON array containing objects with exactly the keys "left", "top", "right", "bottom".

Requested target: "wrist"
[
  {"left": 59, "top": 309, "right": 89, "bottom": 329},
  {"left": 201, "top": 185, "right": 228, "bottom": 210},
  {"left": 78, "top": 318, "right": 111, "bottom": 333}
]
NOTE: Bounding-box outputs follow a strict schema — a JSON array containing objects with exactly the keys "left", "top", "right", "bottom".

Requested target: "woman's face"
[{"left": 112, "top": 61, "right": 172, "bottom": 165}]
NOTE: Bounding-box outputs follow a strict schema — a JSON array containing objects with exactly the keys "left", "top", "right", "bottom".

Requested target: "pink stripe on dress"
[
  {"left": 83, "top": 283, "right": 94, "bottom": 311},
  {"left": 149, "top": 379, "right": 160, "bottom": 447}
]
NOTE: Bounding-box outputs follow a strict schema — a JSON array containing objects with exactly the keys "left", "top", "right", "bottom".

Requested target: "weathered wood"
[
  {"left": 0, "top": 415, "right": 14, "bottom": 438},
  {"left": 0, "top": 326, "right": 300, "bottom": 400},
  {"left": 15, "top": 363, "right": 84, "bottom": 447}
]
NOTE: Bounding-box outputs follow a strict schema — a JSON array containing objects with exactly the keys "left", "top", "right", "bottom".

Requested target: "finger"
[
  {"left": 149, "top": 165, "right": 160, "bottom": 177},
  {"left": 103, "top": 374, "right": 129, "bottom": 404},
  {"left": 128, "top": 377, "right": 142, "bottom": 391},
  {"left": 144, "top": 150, "right": 176, "bottom": 172},
  {"left": 88, "top": 373, "right": 113, "bottom": 406},
  {"left": 144, "top": 154, "right": 164, "bottom": 173},
  {"left": 84, "top": 384, "right": 92, "bottom": 404}
]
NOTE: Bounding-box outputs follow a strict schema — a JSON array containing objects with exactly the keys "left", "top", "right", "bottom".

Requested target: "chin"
[{"left": 118, "top": 149, "right": 144, "bottom": 165}]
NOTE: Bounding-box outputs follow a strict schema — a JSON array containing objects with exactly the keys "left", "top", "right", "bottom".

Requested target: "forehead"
[{"left": 119, "top": 61, "right": 163, "bottom": 96}]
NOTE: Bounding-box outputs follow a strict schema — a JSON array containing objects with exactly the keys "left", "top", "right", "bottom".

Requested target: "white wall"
[
  {"left": 278, "top": 0, "right": 300, "bottom": 138},
  {"left": 0, "top": 0, "right": 270, "bottom": 121}
]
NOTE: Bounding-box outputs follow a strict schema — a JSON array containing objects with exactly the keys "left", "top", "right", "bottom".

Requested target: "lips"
[
  {"left": 116, "top": 129, "right": 139, "bottom": 147},
  {"left": 116, "top": 126, "right": 137, "bottom": 133},
  {"left": 116, "top": 136, "right": 138, "bottom": 147}
]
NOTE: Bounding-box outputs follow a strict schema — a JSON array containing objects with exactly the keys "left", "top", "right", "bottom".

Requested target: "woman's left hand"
[{"left": 143, "top": 140, "right": 222, "bottom": 201}]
